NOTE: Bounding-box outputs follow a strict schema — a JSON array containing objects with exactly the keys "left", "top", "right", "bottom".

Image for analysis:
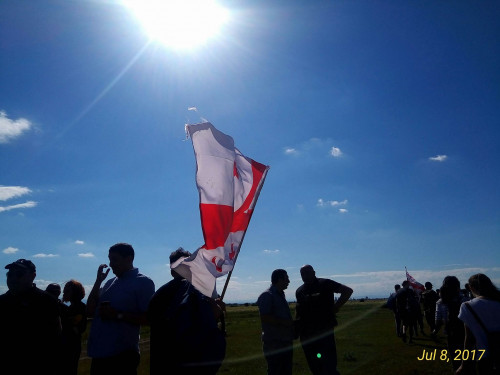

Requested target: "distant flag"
[
  {"left": 405, "top": 267, "right": 425, "bottom": 292},
  {"left": 172, "top": 122, "right": 269, "bottom": 297}
]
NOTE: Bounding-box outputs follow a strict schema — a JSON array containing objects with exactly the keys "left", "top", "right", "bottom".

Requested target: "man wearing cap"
[
  {"left": 86, "top": 243, "right": 155, "bottom": 375},
  {"left": 0, "top": 259, "right": 62, "bottom": 375},
  {"left": 295, "top": 265, "right": 353, "bottom": 375}
]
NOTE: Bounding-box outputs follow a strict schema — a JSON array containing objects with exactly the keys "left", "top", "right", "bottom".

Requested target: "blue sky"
[{"left": 1, "top": 0, "right": 499, "bottom": 303}]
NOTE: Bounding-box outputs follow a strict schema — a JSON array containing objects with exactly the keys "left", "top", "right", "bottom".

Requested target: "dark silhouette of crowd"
[
  {"left": 387, "top": 273, "right": 500, "bottom": 375},
  {"left": 1, "top": 246, "right": 498, "bottom": 375}
]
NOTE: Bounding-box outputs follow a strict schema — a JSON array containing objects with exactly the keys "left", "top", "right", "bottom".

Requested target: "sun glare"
[{"left": 123, "top": 0, "right": 229, "bottom": 50}]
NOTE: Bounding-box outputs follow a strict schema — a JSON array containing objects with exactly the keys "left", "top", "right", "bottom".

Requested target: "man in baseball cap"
[{"left": 0, "top": 258, "right": 61, "bottom": 375}]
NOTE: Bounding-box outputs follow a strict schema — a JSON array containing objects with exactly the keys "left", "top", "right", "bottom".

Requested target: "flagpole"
[{"left": 219, "top": 166, "right": 270, "bottom": 301}]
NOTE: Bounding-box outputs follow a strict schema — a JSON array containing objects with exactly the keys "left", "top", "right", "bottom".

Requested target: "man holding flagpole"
[
  {"left": 148, "top": 248, "right": 226, "bottom": 375},
  {"left": 172, "top": 122, "right": 269, "bottom": 298}
]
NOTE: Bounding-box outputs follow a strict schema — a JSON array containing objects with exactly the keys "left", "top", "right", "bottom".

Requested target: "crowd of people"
[
  {"left": 1, "top": 242, "right": 498, "bottom": 375},
  {"left": 387, "top": 273, "right": 500, "bottom": 375}
]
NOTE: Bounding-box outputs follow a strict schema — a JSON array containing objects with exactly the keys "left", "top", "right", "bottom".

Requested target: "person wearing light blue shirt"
[{"left": 86, "top": 243, "right": 155, "bottom": 375}]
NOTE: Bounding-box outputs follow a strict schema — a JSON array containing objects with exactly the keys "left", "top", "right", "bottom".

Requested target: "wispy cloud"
[
  {"left": 429, "top": 154, "right": 448, "bottom": 162},
  {"left": 0, "top": 186, "right": 31, "bottom": 201},
  {"left": 78, "top": 252, "right": 95, "bottom": 258},
  {"left": 0, "top": 111, "right": 32, "bottom": 143},
  {"left": 0, "top": 201, "right": 37, "bottom": 213},
  {"left": 317, "top": 199, "right": 348, "bottom": 207},
  {"left": 339, "top": 208, "right": 348, "bottom": 213},
  {"left": 33, "top": 253, "right": 58, "bottom": 258},
  {"left": 75, "top": 240, "right": 85, "bottom": 245},
  {"left": 284, "top": 138, "right": 345, "bottom": 159},
  {"left": 263, "top": 249, "right": 280, "bottom": 254},
  {"left": 330, "top": 146, "right": 343, "bottom": 158},
  {"left": 2, "top": 247, "right": 19, "bottom": 254}
]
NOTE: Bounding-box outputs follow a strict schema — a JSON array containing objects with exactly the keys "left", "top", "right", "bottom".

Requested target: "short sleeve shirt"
[
  {"left": 458, "top": 298, "right": 500, "bottom": 352},
  {"left": 296, "top": 278, "right": 343, "bottom": 334},
  {"left": 87, "top": 268, "right": 155, "bottom": 358},
  {"left": 257, "top": 285, "right": 293, "bottom": 343}
]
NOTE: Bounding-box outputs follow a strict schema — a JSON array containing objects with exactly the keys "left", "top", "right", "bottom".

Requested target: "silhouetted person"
[
  {"left": 296, "top": 265, "right": 353, "bottom": 375},
  {"left": 387, "top": 284, "right": 402, "bottom": 336},
  {"left": 61, "top": 279, "right": 87, "bottom": 375},
  {"left": 86, "top": 243, "right": 155, "bottom": 375},
  {"left": 433, "top": 275, "right": 468, "bottom": 372},
  {"left": 0, "top": 259, "right": 61, "bottom": 375},
  {"left": 396, "top": 280, "right": 418, "bottom": 343},
  {"left": 257, "top": 269, "right": 294, "bottom": 375},
  {"left": 421, "top": 281, "right": 438, "bottom": 332},
  {"left": 456, "top": 274, "right": 500, "bottom": 375},
  {"left": 148, "top": 248, "right": 226, "bottom": 375}
]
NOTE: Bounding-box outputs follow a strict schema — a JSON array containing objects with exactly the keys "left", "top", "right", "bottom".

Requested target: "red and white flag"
[
  {"left": 172, "top": 122, "right": 269, "bottom": 297},
  {"left": 406, "top": 269, "right": 425, "bottom": 292}
]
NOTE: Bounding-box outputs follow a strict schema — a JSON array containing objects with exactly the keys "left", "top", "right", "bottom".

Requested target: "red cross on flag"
[{"left": 172, "top": 122, "right": 269, "bottom": 297}]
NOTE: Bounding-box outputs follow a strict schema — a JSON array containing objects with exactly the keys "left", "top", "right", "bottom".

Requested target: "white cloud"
[
  {"left": 263, "top": 249, "right": 280, "bottom": 254},
  {"left": 0, "top": 201, "right": 37, "bottom": 213},
  {"left": 339, "top": 208, "right": 348, "bottom": 213},
  {"left": 284, "top": 148, "right": 298, "bottom": 155},
  {"left": 75, "top": 240, "right": 85, "bottom": 245},
  {"left": 317, "top": 198, "right": 348, "bottom": 208},
  {"left": 0, "top": 111, "right": 32, "bottom": 143},
  {"left": 330, "top": 146, "right": 343, "bottom": 157},
  {"left": 33, "top": 253, "right": 58, "bottom": 258},
  {"left": 78, "top": 252, "right": 95, "bottom": 258},
  {"left": 0, "top": 186, "right": 31, "bottom": 201},
  {"left": 429, "top": 154, "right": 448, "bottom": 162},
  {"left": 2, "top": 247, "right": 19, "bottom": 254}
]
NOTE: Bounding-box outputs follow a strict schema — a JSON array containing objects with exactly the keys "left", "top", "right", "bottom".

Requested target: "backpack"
[{"left": 465, "top": 302, "right": 500, "bottom": 373}]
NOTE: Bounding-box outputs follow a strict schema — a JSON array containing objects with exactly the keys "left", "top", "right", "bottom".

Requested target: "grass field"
[{"left": 78, "top": 300, "right": 455, "bottom": 374}]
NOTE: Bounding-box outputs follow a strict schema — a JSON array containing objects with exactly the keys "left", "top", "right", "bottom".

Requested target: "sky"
[{"left": 1, "top": 0, "right": 499, "bottom": 303}]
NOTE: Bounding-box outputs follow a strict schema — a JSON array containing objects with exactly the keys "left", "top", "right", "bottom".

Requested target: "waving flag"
[
  {"left": 172, "top": 122, "right": 269, "bottom": 297},
  {"left": 406, "top": 268, "right": 425, "bottom": 292}
]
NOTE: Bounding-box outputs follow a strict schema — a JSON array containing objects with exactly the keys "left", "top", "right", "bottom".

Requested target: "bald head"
[{"left": 300, "top": 264, "right": 316, "bottom": 284}]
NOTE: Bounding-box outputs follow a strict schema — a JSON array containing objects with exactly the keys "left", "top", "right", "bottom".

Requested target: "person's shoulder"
[{"left": 296, "top": 283, "right": 305, "bottom": 293}]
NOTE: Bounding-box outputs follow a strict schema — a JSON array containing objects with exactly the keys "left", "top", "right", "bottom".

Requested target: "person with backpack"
[
  {"left": 421, "top": 281, "right": 439, "bottom": 332},
  {"left": 396, "top": 280, "right": 419, "bottom": 343},
  {"left": 148, "top": 248, "right": 226, "bottom": 375},
  {"left": 456, "top": 274, "right": 500, "bottom": 375}
]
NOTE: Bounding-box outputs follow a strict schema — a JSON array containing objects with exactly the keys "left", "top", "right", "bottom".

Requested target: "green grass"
[{"left": 78, "top": 300, "right": 455, "bottom": 374}]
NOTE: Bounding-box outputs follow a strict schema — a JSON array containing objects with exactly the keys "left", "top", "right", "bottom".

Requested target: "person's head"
[
  {"left": 300, "top": 265, "right": 316, "bottom": 284},
  {"left": 468, "top": 273, "right": 500, "bottom": 301},
  {"left": 425, "top": 282, "right": 433, "bottom": 290},
  {"left": 5, "top": 259, "right": 36, "bottom": 294},
  {"left": 271, "top": 269, "right": 289, "bottom": 291},
  {"left": 45, "top": 283, "right": 61, "bottom": 299},
  {"left": 62, "top": 279, "right": 85, "bottom": 303},
  {"left": 108, "top": 243, "right": 135, "bottom": 277},
  {"left": 394, "top": 284, "right": 401, "bottom": 292},
  {"left": 169, "top": 247, "right": 191, "bottom": 278},
  {"left": 402, "top": 280, "right": 410, "bottom": 289},
  {"left": 439, "top": 275, "right": 461, "bottom": 303}
]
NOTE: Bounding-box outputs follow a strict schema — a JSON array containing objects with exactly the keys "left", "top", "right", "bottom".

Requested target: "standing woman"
[
  {"left": 433, "top": 276, "right": 469, "bottom": 372},
  {"left": 61, "top": 279, "right": 87, "bottom": 375},
  {"left": 456, "top": 274, "right": 500, "bottom": 375}
]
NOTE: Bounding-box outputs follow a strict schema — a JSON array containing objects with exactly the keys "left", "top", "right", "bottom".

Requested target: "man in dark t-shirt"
[
  {"left": 295, "top": 265, "right": 353, "bottom": 375},
  {"left": 0, "top": 259, "right": 61, "bottom": 375}
]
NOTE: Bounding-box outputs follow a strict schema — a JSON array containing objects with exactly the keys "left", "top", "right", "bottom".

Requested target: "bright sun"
[{"left": 123, "top": 0, "right": 229, "bottom": 50}]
